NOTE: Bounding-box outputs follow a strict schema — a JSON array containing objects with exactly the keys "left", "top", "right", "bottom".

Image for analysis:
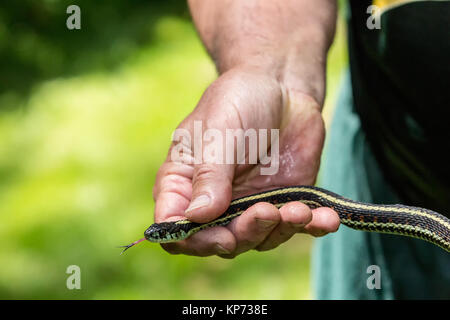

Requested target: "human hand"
[{"left": 153, "top": 67, "right": 340, "bottom": 258}]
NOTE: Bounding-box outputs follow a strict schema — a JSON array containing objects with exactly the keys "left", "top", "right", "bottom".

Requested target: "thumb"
[{"left": 185, "top": 163, "right": 234, "bottom": 223}]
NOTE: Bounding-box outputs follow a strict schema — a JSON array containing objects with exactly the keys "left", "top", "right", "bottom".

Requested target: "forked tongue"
[{"left": 118, "top": 238, "right": 146, "bottom": 255}]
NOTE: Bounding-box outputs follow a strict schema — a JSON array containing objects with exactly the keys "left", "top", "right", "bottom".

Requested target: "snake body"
[{"left": 122, "top": 186, "right": 450, "bottom": 253}]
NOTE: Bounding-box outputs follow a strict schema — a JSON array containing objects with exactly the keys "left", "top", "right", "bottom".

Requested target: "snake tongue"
[{"left": 118, "top": 237, "right": 147, "bottom": 255}]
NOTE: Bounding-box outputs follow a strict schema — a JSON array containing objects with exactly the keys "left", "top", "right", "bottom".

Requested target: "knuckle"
[
  {"left": 193, "top": 164, "right": 219, "bottom": 184},
  {"left": 194, "top": 164, "right": 232, "bottom": 185},
  {"left": 153, "top": 163, "right": 176, "bottom": 199},
  {"left": 159, "top": 174, "right": 190, "bottom": 192}
]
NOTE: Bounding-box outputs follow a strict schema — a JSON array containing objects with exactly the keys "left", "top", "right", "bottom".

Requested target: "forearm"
[{"left": 188, "top": 0, "right": 337, "bottom": 105}]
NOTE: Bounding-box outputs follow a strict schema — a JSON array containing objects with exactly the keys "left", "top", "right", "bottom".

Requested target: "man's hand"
[
  {"left": 153, "top": 0, "right": 339, "bottom": 258},
  {"left": 153, "top": 68, "right": 339, "bottom": 258}
]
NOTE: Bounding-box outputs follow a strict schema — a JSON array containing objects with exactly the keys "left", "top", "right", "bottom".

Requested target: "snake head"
[{"left": 144, "top": 221, "right": 191, "bottom": 243}]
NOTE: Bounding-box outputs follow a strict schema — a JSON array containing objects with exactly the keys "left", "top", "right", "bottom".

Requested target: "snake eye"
[
  {"left": 144, "top": 224, "right": 162, "bottom": 241},
  {"left": 144, "top": 222, "right": 189, "bottom": 243}
]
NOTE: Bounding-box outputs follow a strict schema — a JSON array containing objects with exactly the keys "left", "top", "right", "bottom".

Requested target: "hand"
[{"left": 153, "top": 67, "right": 340, "bottom": 258}]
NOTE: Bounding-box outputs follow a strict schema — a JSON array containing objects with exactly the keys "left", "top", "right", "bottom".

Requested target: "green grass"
[{"left": 0, "top": 16, "right": 346, "bottom": 299}]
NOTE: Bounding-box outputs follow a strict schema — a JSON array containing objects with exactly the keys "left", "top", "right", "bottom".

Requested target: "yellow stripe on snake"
[{"left": 120, "top": 186, "right": 450, "bottom": 253}]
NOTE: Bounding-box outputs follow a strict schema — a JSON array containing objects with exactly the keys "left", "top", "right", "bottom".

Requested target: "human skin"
[{"left": 153, "top": 0, "right": 340, "bottom": 258}]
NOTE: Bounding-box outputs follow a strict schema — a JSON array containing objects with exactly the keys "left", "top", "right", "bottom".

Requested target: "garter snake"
[{"left": 120, "top": 185, "right": 450, "bottom": 253}]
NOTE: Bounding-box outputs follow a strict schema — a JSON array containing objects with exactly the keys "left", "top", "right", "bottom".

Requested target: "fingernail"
[
  {"left": 185, "top": 194, "right": 210, "bottom": 213},
  {"left": 256, "top": 219, "right": 277, "bottom": 229},
  {"left": 215, "top": 244, "right": 231, "bottom": 255}
]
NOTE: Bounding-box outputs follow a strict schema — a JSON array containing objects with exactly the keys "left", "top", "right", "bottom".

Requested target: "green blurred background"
[{"left": 0, "top": 1, "right": 347, "bottom": 299}]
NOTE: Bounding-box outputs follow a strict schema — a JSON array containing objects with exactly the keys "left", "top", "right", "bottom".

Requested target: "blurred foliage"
[
  {"left": 0, "top": 0, "right": 189, "bottom": 103},
  {"left": 0, "top": 2, "right": 347, "bottom": 299}
]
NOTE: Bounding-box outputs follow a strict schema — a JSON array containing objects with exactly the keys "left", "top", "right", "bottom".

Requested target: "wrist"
[{"left": 215, "top": 30, "right": 329, "bottom": 107}]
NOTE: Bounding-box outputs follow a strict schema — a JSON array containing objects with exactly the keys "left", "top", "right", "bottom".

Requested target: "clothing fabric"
[
  {"left": 346, "top": 0, "right": 450, "bottom": 214},
  {"left": 313, "top": 71, "right": 450, "bottom": 299},
  {"left": 313, "top": 0, "right": 450, "bottom": 299}
]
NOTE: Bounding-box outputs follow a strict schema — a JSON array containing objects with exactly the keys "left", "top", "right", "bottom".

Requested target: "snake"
[{"left": 119, "top": 185, "right": 450, "bottom": 253}]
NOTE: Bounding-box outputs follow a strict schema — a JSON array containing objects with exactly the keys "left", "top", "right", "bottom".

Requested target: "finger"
[
  {"left": 255, "top": 201, "right": 313, "bottom": 251},
  {"left": 219, "top": 202, "right": 280, "bottom": 258},
  {"left": 153, "top": 161, "right": 193, "bottom": 201},
  {"left": 184, "top": 163, "right": 235, "bottom": 223},
  {"left": 154, "top": 191, "right": 190, "bottom": 223},
  {"left": 153, "top": 162, "right": 194, "bottom": 222},
  {"left": 161, "top": 226, "right": 236, "bottom": 257},
  {"left": 303, "top": 207, "right": 340, "bottom": 237}
]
